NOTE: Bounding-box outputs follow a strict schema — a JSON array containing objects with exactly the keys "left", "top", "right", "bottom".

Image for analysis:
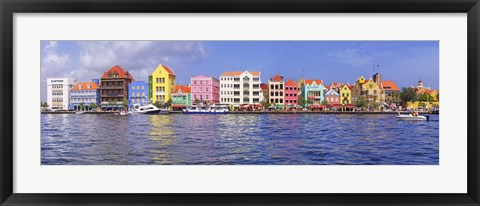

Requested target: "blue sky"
[{"left": 41, "top": 41, "right": 438, "bottom": 101}]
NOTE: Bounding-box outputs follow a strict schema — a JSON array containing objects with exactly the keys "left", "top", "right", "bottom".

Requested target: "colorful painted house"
[
  {"left": 128, "top": 81, "right": 148, "bottom": 107},
  {"left": 362, "top": 78, "right": 385, "bottom": 103},
  {"left": 324, "top": 88, "right": 340, "bottom": 105},
  {"left": 382, "top": 80, "right": 400, "bottom": 103},
  {"left": 148, "top": 64, "right": 176, "bottom": 105},
  {"left": 304, "top": 80, "right": 324, "bottom": 106},
  {"left": 268, "top": 75, "right": 285, "bottom": 106},
  {"left": 339, "top": 84, "right": 352, "bottom": 105},
  {"left": 191, "top": 75, "right": 220, "bottom": 104},
  {"left": 284, "top": 79, "right": 298, "bottom": 107},
  {"left": 172, "top": 84, "right": 192, "bottom": 111},
  {"left": 69, "top": 80, "right": 100, "bottom": 111},
  {"left": 99, "top": 65, "right": 135, "bottom": 110}
]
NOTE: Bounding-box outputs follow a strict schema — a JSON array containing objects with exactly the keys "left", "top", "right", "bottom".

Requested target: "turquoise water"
[{"left": 41, "top": 113, "right": 439, "bottom": 165}]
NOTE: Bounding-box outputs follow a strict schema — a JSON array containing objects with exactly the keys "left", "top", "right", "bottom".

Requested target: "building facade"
[
  {"left": 172, "top": 85, "right": 192, "bottom": 111},
  {"left": 284, "top": 79, "right": 298, "bottom": 106},
  {"left": 268, "top": 75, "right": 285, "bottom": 106},
  {"left": 219, "top": 71, "right": 261, "bottom": 106},
  {"left": 47, "top": 78, "right": 76, "bottom": 110},
  {"left": 99, "top": 65, "right": 135, "bottom": 110},
  {"left": 148, "top": 64, "right": 176, "bottom": 104},
  {"left": 304, "top": 80, "right": 324, "bottom": 105},
  {"left": 69, "top": 80, "right": 100, "bottom": 111},
  {"left": 128, "top": 81, "right": 149, "bottom": 107},
  {"left": 324, "top": 88, "right": 340, "bottom": 105},
  {"left": 339, "top": 84, "right": 352, "bottom": 105},
  {"left": 191, "top": 75, "right": 220, "bottom": 104}
]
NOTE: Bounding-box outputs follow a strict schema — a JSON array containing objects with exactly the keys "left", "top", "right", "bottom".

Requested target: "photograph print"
[{"left": 41, "top": 40, "right": 439, "bottom": 165}]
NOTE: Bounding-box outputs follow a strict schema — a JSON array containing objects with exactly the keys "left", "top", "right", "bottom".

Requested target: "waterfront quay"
[{"left": 41, "top": 111, "right": 437, "bottom": 115}]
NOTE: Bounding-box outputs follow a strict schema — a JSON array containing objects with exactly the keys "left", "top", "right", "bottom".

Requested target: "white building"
[
  {"left": 47, "top": 78, "right": 76, "bottom": 110},
  {"left": 219, "top": 71, "right": 261, "bottom": 106}
]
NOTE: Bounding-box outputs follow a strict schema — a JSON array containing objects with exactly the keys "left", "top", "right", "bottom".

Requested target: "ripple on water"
[{"left": 41, "top": 113, "right": 439, "bottom": 165}]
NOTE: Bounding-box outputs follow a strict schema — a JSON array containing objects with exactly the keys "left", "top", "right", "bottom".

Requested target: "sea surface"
[{"left": 41, "top": 113, "right": 439, "bottom": 165}]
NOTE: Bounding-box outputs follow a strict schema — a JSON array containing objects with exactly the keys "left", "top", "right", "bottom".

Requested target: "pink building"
[
  {"left": 284, "top": 79, "right": 299, "bottom": 106},
  {"left": 191, "top": 75, "right": 220, "bottom": 104}
]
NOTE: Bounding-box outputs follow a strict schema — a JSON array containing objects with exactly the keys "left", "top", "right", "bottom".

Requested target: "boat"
[
  {"left": 75, "top": 111, "right": 87, "bottom": 114},
  {"left": 119, "top": 110, "right": 130, "bottom": 116},
  {"left": 130, "top": 104, "right": 161, "bottom": 114},
  {"left": 183, "top": 105, "right": 229, "bottom": 114},
  {"left": 396, "top": 113, "right": 429, "bottom": 121},
  {"left": 159, "top": 108, "right": 171, "bottom": 114}
]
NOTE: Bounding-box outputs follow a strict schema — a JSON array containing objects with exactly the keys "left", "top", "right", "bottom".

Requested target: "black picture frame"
[{"left": 1, "top": 0, "right": 479, "bottom": 205}]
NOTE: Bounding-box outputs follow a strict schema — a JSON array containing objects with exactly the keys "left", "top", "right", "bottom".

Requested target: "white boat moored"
[{"left": 396, "top": 114, "right": 428, "bottom": 121}]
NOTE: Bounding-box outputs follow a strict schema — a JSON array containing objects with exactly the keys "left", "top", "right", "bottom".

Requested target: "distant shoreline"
[{"left": 41, "top": 111, "right": 439, "bottom": 115}]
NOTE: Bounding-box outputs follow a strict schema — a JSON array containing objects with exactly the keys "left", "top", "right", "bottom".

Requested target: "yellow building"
[
  {"left": 148, "top": 64, "right": 176, "bottom": 104},
  {"left": 339, "top": 84, "right": 352, "bottom": 105},
  {"left": 362, "top": 78, "right": 385, "bottom": 103}
]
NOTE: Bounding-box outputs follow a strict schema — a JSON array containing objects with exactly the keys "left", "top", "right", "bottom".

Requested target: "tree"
[
  {"left": 79, "top": 102, "right": 85, "bottom": 111},
  {"left": 194, "top": 98, "right": 202, "bottom": 105},
  {"left": 298, "top": 97, "right": 306, "bottom": 108},
  {"left": 372, "top": 102, "right": 380, "bottom": 110},
  {"left": 356, "top": 96, "right": 368, "bottom": 108},
  {"left": 122, "top": 97, "right": 129, "bottom": 110},
  {"left": 89, "top": 102, "right": 97, "bottom": 111},
  {"left": 261, "top": 91, "right": 270, "bottom": 109},
  {"left": 154, "top": 101, "right": 164, "bottom": 109},
  {"left": 400, "top": 87, "right": 416, "bottom": 105},
  {"left": 165, "top": 99, "right": 172, "bottom": 108},
  {"left": 418, "top": 93, "right": 430, "bottom": 102},
  {"left": 419, "top": 102, "right": 427, "bottom": 108},
  {"left": 41, "top": 102, "right": 48, "bottom": 108}
]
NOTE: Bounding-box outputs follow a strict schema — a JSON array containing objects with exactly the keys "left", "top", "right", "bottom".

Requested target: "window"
[
  {"left": 142, "top": 86, "right": 144, "bottom": 90},
  {"left": 206, "top": 95, "right": 209, "bottom": 99},
  {"left": 194, "top": 81, "right": 197, "bottom": 85},
  {"left": 136, "top": 86, "right": 140, "bottom": 90},
  {"left": 206, "top": 88, "right": 209, "bottom": 92},
  {"left": 132, "top": 86, "right": 135, "bottom": 90}
]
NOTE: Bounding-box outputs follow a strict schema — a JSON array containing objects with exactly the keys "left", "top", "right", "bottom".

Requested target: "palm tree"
[
  {"left": 122, "top": 97, "right": 129, "bottom": 110},
  {"left": 194, "top": 98, "right": 202, "bottom": 105}
]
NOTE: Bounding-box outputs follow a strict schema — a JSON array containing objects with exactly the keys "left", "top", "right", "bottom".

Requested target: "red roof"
[
  {"left": 260, "top": 83, "right": 268, "bottom": 90},
  {"left": 101, "top": 65, "right": 135, "bottom": 81},
  {"left": 73, "top": 82, "right": 98, "bottom": 90},
  {"left": 174, "top": 84, "right": 191, "bottom": 93},
  {"left": 270, "top": 75, "right": 284, "bottom": 82},
  {"left": 305, "top": 80, "right": 323, "bottom": 85},
  {"left": 220, "top": 71, "right": 260, "bottom": 76},
  {"left": 161, "top": 64, "right": 175, "bottom": 76},
  {"left": 382, "top": 80, "right": 399, "bottom": 91},
  {"left": 285, "top": 79, "right": 297, "bottom": 87}
]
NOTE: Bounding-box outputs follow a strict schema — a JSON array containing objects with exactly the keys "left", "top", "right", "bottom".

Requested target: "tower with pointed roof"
[{"left": 148, "top": 64, "right": 176, "bottom": 106}]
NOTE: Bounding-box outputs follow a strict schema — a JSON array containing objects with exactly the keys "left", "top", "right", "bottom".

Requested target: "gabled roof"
[
  {"left": 270, "top": 75, "right": 284, "bottom": 82},
  {"left": 73, "top": 82, "right": 98, "bottom": 90},
  {"left": 325, "top": 88, "right": 339, "bottom": 95},
  {"left": 305, "top": 80, "right": 323, "bottom": 85},
  {"left": 382, "top": 80, "right": 400, "bottom": 91},
  {"left": 101, "top": 65, "right": 135, "bottom": 81},
  {"left": 220, "top": 71, "right": 260, "bottom": 76},
  {"left": 174, "top": 84, "right": 191, "bottom": 93},
  {"left": 159, "top": 64, "right": 175, "bottom": 75},
  {"left": 285, "top": 79, "right": 297, "bottom": 87}
]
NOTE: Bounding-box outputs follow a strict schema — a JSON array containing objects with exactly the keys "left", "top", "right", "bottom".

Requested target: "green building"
[{"left": 171, "top": 84, "right": 191, "bottom": 111}]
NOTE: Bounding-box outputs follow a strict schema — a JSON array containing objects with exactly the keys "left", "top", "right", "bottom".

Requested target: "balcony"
[
  {"left": 154, "top": 92, "right": 166, "bottom": 95},
  {"left": 101, "top": 86, "right": 124, "bottom": 89}
]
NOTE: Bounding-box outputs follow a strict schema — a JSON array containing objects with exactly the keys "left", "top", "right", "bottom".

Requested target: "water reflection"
[{"left": 41, "top": 114, "right": 439, "bottom": 165}]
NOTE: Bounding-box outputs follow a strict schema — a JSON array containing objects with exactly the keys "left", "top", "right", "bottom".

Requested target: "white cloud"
[{"left": 76, "top": 41, "right": 206, "bottom": 82}]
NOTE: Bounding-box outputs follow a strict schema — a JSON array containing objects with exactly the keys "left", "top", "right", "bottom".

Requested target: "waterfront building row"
[{"left": 46, "top": 64, "right": 437, "bottom": 111}]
